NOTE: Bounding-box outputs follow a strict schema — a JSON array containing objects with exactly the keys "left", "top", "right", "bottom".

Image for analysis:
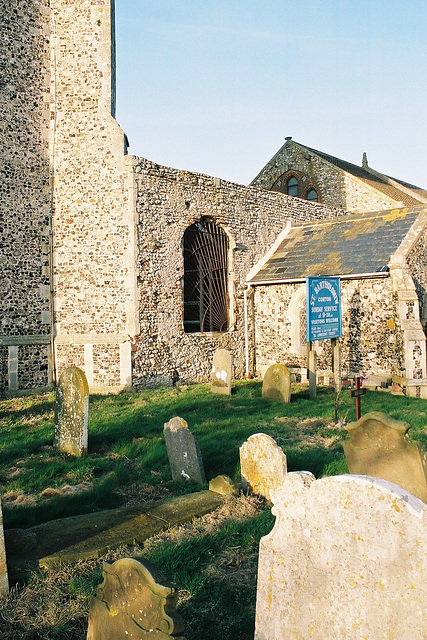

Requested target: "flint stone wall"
[
  {"left": 253, "top": 276, "right": 404, "bottom": 379},
  {"left": 133, "top": 157, "right": 342, "bottom": 387},
  {"left": 51, "top": 0, "right": 136, "bottom": 392},
  {"left": 0, "top": 0, "right": 52, "bottom": 392}
]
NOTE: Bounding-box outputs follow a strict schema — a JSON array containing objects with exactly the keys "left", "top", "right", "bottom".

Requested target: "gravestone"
[
  {"left": 255, "top": 473, "right": 427, "bottom": 640},
  {"left": 164, "top": 417, "right": 206, "bottom": 484},
  {"left": 86, "top": 558, "right": 185, "bottom": 640},
  {"left": 343, "top": 411, "right": 427, "bottom": 503},
  {"left": 0, "top": 498, "right": 9, "bottom": 596},
  {"left": 239, "top": 433, "right": 287, "bottom": 501},
  {"left": 54, "top": 367, "right": 89, "bottom": 456},
  {"left": 210, "top": 348, "right": 232, "bottom": 395},
  {"left": 262, "top": 363, "right": 291, "bottom": 403}
]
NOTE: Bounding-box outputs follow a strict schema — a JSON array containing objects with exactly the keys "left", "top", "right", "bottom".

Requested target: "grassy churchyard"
[{"left": 1, "top": 381, "right": 427, "bottom": 639}]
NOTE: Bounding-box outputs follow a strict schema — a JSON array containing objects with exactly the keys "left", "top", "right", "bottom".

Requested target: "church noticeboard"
[{"left": 306, "top": 277, "right": 341, "bottom": 342}]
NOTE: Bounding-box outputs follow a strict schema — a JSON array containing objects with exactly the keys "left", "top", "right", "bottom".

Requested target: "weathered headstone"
[
  {"left": 239, "top": 433, "right": 287, "bottom": 501},
  {"left": 86, "top": 558, "right": 185, "bottom": 640},
  {"left": 0, "top": 498, "right": 9, "bottom": 596},
  {"left": 210, "top": 348, "right": 232, "bottom": 395},
  {"left": 343, "top": 410, "right": 427, "bottom": 503},
  {"left": 164, "top": 417, "right": 206, "bottom": 484},
  {"left": 255, "top": 473, "right": 427, "bottom": 640},
  {"left": 54, "top": 367, "right": 89, "bottom": 456},
  {"left": 262, "top": 363, "right": 291, "bottom": 403}
]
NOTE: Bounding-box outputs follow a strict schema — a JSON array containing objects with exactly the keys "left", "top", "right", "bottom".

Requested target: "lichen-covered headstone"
[
  {"left": 0, "top": 498, "right": 9, "bottom": 596},
  {"left": 262, "top": 364, "right": 291, "bottom": 403},
  {"left": 240, "top": 433, "right": 287, "bottom": 501},
  {"left": 255, "top": 473, "right": 427, "bottom": 640},
  {"left": 54, "top": 367, "right": 89, "bottom": 457},
  {"left": 164, "top": 417, "right": 206, "bottom": 484},
  {"left": 211, "top": 348, "right": 232, "bottom": 395},
  {"left": 343, "top": 411, "right": 427, "bottom": 503},
  {"left": 86, "top": 558, "right": 185, "bottom": 640}
]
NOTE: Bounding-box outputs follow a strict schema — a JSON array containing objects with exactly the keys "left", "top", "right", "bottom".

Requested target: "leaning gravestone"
[
  {"left": 164, "top": 417, "right": 206, "bottom": 484},
  {"left": 343, "top": 411, "right": 427, "bottom": 503},
  {"left": 54, "top": 367, "right": 89, "bottom": 457},
  {"left": 262, "top": 363, "right": 291, "bottom": 403},
  {"left": 210, "top": 348, "right": 232, "bottom": 395},
  {"left": 240, "top": 433, "right": 287, "bottom": 501},
  {"left": 255, "top": 473, "right": 427, "bottom": 640},
  {"left": 0, "top": 498, "right": 9, "bottom": 596},
  {"left": 86, "top": 558, "right": 185, "bottom": 640}
]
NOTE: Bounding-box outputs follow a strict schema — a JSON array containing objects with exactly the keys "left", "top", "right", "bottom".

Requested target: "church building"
[{"left": 1, "top": 1, "right": 427, "bottom": 397}]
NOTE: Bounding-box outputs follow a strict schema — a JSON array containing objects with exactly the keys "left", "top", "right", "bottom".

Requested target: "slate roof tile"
[{"left": 248, "top": 207, "right": 423, "bottom": 284}]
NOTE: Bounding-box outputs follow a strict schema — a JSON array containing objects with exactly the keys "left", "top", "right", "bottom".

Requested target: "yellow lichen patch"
[
  {"left": 386, "top": 318, "right": 396, "bottom": 330},
  {"left": 383, "top": 208, "right": 408, "bottom": 221}
]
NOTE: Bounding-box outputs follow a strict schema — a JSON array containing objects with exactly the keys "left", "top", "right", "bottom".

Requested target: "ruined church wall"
[
  {"left": 0, "top": 0, "right": 52, "bottom": 392},
  {"left": 252, "top": 142, "right": 399, "bottom": 213},
  {"left": 133, "top": 158, "right": 342, "bottom": 386},
  {"left": 253, "top": 277, "right": 404, "bottom": 379},
  {"left": 51, "top": 0, "right": 137, "bottom": 392}
]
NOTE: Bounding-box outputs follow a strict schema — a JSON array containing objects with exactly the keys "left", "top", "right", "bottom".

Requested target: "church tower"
[
  {"left": 0, "top": 0, "right": 139, "bottom": 393},
  {"left": 50, "top": 0, "right": 138, "bottom": 392}
]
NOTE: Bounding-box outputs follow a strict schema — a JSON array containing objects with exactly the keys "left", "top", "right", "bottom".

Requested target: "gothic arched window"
[
  {"left": 307, "top": 188, "right": 318, "bottom": 202},
  {"left": 183, "top": 219, "right": 229, "bottom": 333}
]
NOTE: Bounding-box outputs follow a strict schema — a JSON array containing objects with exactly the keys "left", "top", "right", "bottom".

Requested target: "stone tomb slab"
[
  {"left": 343, "top": 410, "right": 427, "bottom": 503},
  {"left": 164, "top": 417, "right": 206, "bottom": 484},
  {"left": 210, "top": 348, "right": 232, "bottom": 395},
  {"left": 54, "top": 366, "right": 89, "bottom": 457},
  {"left": 262, "top": 363, "right": 291, "bottom": 403},
  {"left": 255, "top": 473, "right": 427, "bottom": 640},
  {"left": 0, "top": 498, "right": 8, "bottom": 596},
  {"left": 87, "top": 557, "right": 185, "bottom": 640},
  {"left": 240, "top": 433, "right": 287, "bottom": 501}
]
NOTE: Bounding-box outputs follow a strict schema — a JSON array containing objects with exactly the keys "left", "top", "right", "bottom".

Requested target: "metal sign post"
[{"left": 306, "top": 277, "right": 342, "bottom": 399}]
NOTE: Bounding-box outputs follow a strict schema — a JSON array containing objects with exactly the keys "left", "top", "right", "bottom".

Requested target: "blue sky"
[{"left": 115, "top": 1, "right": 427, "bottom": 188}]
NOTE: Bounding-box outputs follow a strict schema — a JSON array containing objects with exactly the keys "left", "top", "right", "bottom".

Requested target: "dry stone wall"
[
  {"left": 0, "top": 0, "right": 52, "bottom": 392},
  {"left": 133, "top": 158, "right": 341, "bottom": 386},
  {"left": 253, "top": 277, "right": 404, "bottom": 379},
  {"left": 252, "top": 140, "right": 400, "bottom": 213}
]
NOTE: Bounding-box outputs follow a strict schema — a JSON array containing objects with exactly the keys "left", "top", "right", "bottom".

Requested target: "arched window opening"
[
  {"left": 307, "top": 188, "right": 318, "bottom": 202},
  {"left": 287, "top": 176, "right": 299, "bottom": 196},
  {"left": 289, "top": 286, "right": 307, "bottom": 355},
  {"left": 183, "top": 219, "right": 229, "bottom": 333}
]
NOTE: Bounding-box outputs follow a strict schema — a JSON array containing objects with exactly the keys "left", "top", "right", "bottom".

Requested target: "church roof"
[
  {"left": 303, "top": 144, "right": 427, "bottom": 207},
  {"left": 247, "top": 206, "right": 423, "bottom": 284}
]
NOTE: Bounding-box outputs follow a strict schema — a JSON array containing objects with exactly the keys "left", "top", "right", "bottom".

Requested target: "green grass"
[
  {"left": 1, "top": 382, "right": 427, "bottom": 529},
  {"left": 1, "top": 382, "right": 427, "bottom": 640}
]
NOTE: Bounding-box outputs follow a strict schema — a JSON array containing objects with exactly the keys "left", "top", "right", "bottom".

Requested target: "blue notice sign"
[{"left": 306, "top": 277, "right": 342, "bottom": 342}]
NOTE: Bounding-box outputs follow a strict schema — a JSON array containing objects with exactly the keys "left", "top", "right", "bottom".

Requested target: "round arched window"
[{"left": 287, "top": 176, "right": 299, "bottom": 197}]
